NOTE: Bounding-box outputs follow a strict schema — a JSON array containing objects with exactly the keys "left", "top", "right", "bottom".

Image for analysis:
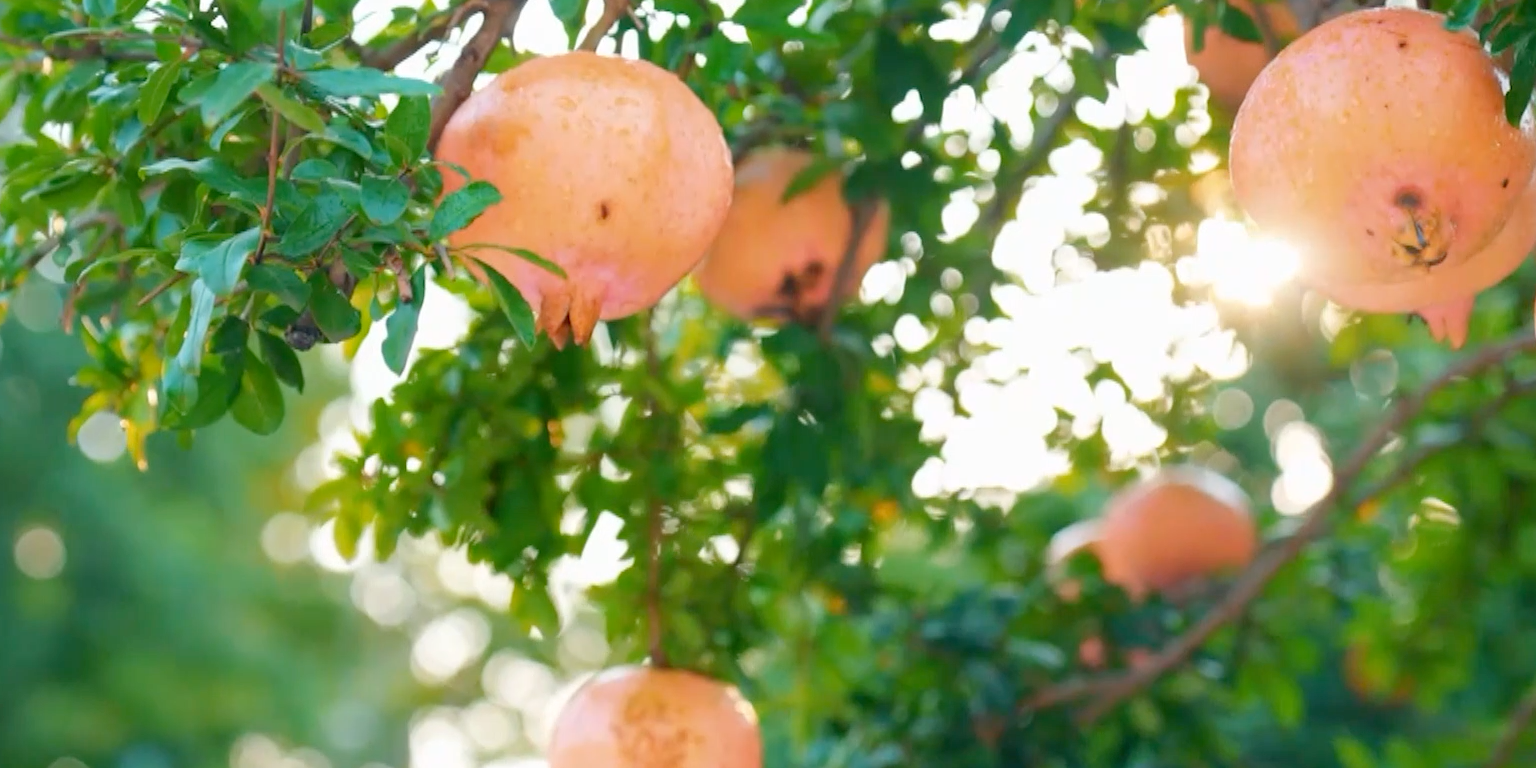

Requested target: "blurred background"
[{"left": 9, "top": 1, "right": 1536, "bottom": 767}]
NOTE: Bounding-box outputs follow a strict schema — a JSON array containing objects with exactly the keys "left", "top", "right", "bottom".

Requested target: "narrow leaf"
[
  {"left": 429, "top": 180, "right": 502, "bottom": 241},
  {"left": 197, "top": 61, "right": 277, "bottom": 127},
  {"left": 174, "top": 228, "right": 260, "bottom": 296},
  {"left": 360, "top": 173, "right": 409, "bottom": 225},
  {"left": 255, "top": 82, "right": 327, "bottom": 133},
  {"left": 302, "top": 68, "right": 442, "bottom": 98},
  {"left": 231, "top": 349, "right": 286, "bottom": 435},
  {"left": 138, "top": 57, "right": 183, "bottom": 125},
  {"left": 471, "top": 256, "right": 536, "bottom": 345},
  {"left": 381, "top": 267, "right": 428, "bottom": 375},
  {"left": 384, "top": 95, "right": 431, "bottom": 164}
]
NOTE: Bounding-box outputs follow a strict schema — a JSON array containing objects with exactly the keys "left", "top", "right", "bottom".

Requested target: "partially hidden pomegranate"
[
  {"left": 1230, "top": 7, "right": 1536, "bottom": 344},
  {"left": 1183, "top": 0, "right": 1298, "bottom": 113},
  {"left": 692, "top": 147, "right": 891, "bottom": 324},
  {"left": 547, "top": 666, "right": 762, "bottom": 768},
  {"left": 436, "top": 51, "right": 734, "bottom": 347},
  {"left": 1095, "top": 465, "right": 1258, "bottom": 600}
]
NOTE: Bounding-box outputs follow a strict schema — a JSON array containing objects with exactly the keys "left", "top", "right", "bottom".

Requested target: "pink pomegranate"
[
  {"left": 1229, "top": 7, "right": 1536, "bottom": 340},
  {"left": 547, "top": 666, "right": 763, "bottom": 768},
  {"left": 436, "top": 51, "right": 734, "bottom": 347}
]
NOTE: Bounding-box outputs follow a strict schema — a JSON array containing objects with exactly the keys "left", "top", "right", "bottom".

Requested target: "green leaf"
[
  {"left": 84, "top": 0, "right": 116, "bottom": 18},
  {"left": 510, "top": 582, "right": 563, "bottom": 639},
  {"left": 275, "top": 188, "right": 351, "bottom": 257},
  {"left": 429, "top": 180, "right": 502, "bottom": 241},
  {"left": 1507, "top": 35, "right": 1536, "bottom": 126},
  {"left": 257, "top": 330, "right": 306, "bottom": 392},
  {"left": 323, "top": 123, "right": 375, "bottom": 159},
  {"left": 1444, "top": 0, "right": 1485, "bottom": 30},
  {"left": 231, "top": 349, "right": 286, "bottom": 435},
  {"left": 246, "top": 263, "right": 312, "bottom": 308},
  {"left": 471, "top": 256, "right": 536, "bottom": 345},
  {"left": 1215, "top": 4, "right": 1263, "bottom": 44},
  {"left": 196, "top": 61, "right": 278, "bottom": 127},
  {"left": 174, "top": 228, "right": 260, "bottom": 296},
  {"left": 381, "top": 267, "right": 428, "bottom": 375},
  {"left": 453, "top": 243, "right": 566, "bottom": 278},
  {"left": 1334, "top": 735, "right": 1378, "bottom": 768},
  {"left": 302, "top": 68, "right": 442, "bottom": 98},
  {"left": 255, "top": 82, "right": 327, "bottom": 134},
  {"left": 360, "top": 173, "right": 409, "bottom": 225},
  {"left": 384, "top": 95, "right": 431, "bottom": 165},
  {"left": 140, "top": 157, "right": 265, "bottom": 201},
  {"left": 782, "top": 156, "right": 840, "bottom": 203},
  {"left": 138, "top": 57, "right": 183, "bottom": 126},
  {"left": 549, "top": 0, "right": 591, "bottom": 44},
  {"left": 308, "top": 274, "right": 362, "bottom": 341}
]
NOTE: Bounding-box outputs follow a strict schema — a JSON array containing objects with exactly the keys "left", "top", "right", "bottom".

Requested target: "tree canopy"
[{"left": 9, "top": 0, "right": 1536, "bottom": 766}]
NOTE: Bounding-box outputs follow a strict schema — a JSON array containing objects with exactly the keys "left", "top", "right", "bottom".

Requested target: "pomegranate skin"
[
  {"left": 1095, "top": 466, "right": 1258, "bottom": 600},
  {"left": 692, "top": 147, "right": 891, "bottom": 323},
  {"left": 1229, "top": 7, "right": 1536, "bottom": 314},
  {"left": 437, "top": 51, "right": 734, "bottom": 347},
  {"left": 1405, "top": 175, "right": 1536, "bottom": 347},
  {"left": 547, "top": 666, "right": 763, "bottom": 768}
]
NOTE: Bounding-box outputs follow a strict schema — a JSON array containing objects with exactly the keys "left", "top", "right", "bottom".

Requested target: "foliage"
[
  {"left": 0, "top": 321, "right": 422, "bottom": 767},
  {"left": 11, "top": 0, "right": 1536, "bottom": 766}
]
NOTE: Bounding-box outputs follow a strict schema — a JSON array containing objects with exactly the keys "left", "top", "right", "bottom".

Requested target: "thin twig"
[
  {"left": 254, "top": 11, "right": 288, "bottom": 265},
  {"left": 361, "top": 0, "right": 488, "bottom": 70},
  {"left": 137, "top": 273, "right": 185, "bottom": 307},
  {"left": 1019, "top": 330, "right": 1536, "bottom": 722},
  {"left": 577, "top": 0, "right": 630, "bottom": 52},
  {"left": 1486, "top": 679, "right": 1536, "bottom": 768},
  {"left": 426, "top": 0, "right": 525, "bottom": 153},
  {"left": 1, "top": 212, "right": 118, "bottom": 291},
  {"left": 976, "top": 86, "right": 1081, "bottom": 235}
]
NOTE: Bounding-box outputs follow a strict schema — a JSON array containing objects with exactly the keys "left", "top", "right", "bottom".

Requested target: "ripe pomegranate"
[
  {"left": 1095, "top": 466, "right": 1258, "bottom": 600},
  {"left": 547, "top": 666, "right": 762, "bottom": 768},
  {"left": 436, "top": 51, "right": 734, "bottom": 347},
  {"left": 1183, "top": 0, "right": 1298, "bottom": 113},
  {"left": 692, "top": 147, "right": 891, "bottom": 323},
  {"left": 1230, "top": 7, "right": 1536, "bottom": 340}
]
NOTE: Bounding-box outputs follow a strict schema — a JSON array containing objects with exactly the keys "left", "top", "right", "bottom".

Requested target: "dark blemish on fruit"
[
  {"left": 800, "top": 260, "right": 825, "bottom": 287},
  {"left": 599, "top": 201, "right": 611, "bottom": 220},
  {"left": 1394, "top": 190, "right": 1421, "bottom": 209},
  {"left": 1397, "top": 41, "right": 1407, "bottom": 50},
  {"left": 1504, "top": 178, "right": 1511, "bottom": 188},
  {"left": 777, "top": 273, "right": 799, "bottom": 298},
  {"left": 1366, "top": 228, "right": 1375, "bottom": 237}
]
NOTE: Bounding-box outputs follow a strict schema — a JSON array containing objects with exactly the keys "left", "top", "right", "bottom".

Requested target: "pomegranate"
[
  {"left": 692, "top": 147, "right": 891, "bottom": 323},
  {"left": 1095, "top": 466, "right": 1258, "bottom": 600},
  {"left": 1183, "top": 0, "right": 1298, "bottom": 113},
  {"left": 436, "top": 51, "right": 734, "bottom": 347},
  {"left": 547, "top": 666, "right": 762, "bottom": 768},
  {"left": 1230, "top": 7, "right": 1536, "bottom": 338}
]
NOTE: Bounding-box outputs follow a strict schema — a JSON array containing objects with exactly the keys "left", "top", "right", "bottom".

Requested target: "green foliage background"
[{"left": 9, "top": 0, "right": 1536, "bottom": 766}]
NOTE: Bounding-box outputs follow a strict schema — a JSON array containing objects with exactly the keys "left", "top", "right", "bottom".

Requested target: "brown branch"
[
  {"left": 1487, "top": 679, "right": 1536, "bottom": 768},
  {"left": 976, "top": 85, "right": 1081, "bottom": 235},
  {"left": 361, "top": 0, "right": 488, "bottom": 71},
  {"left": 254, "top": 11, "right": 287, "bottom": 265},
  {"left": 640, "top": 309, "right": 670, "bottom": 668},
  {"left": 815, "top": 198, "right": 879, "bottom": 340},
  {"left": 1020, "top": 330, "right": 1536, "bottom": 722},
  {"left": 576, "top": 0, "right": 630, "bottom": 52},
  {"left": 1, "top": 212, "right": 119, "bottom": 291},
  {"left": 426, "top": 0, "right": 525, "bottom": 154}
]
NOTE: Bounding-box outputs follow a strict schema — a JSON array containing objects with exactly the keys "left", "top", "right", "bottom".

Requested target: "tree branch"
[
  {"left": 641, "top": 309, "right": 670, "bottom": 668},
  {"left": 361, "top": 0, "right": 488, "bottom": 71},
  {"left": 1020, "top": 330, "right": 1536, "bottom": 722},
  {"left": 1487, "top": 679, "right": 1536, "bottom": 768},
  {"left": 254, "top": 11, "right": 288, "bottom": 265},
  {"left": 426, "top": 0, "right": 525, "bottom": 154},
  {"left": 577, "top": 0, "right": 630, "bottom": 52}
]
